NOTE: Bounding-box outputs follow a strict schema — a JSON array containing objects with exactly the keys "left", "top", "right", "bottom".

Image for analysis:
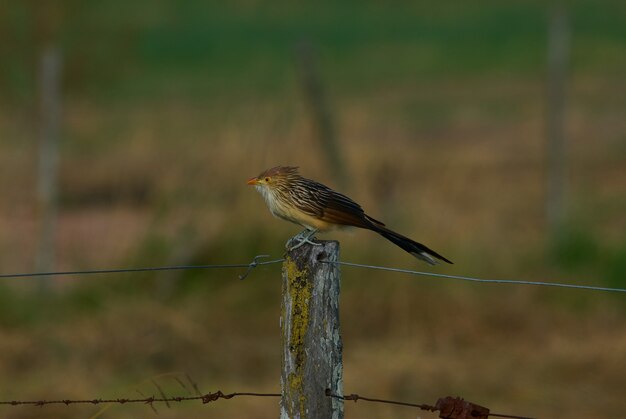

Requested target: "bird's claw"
[
  {"left": 285, "top": 229, "right": 322, "bottom": 252},
  {"left": 287, "top": 236, "right": 321, "bottom": 251}
]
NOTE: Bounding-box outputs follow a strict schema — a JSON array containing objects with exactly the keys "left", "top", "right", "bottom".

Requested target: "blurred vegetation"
[
  {"left": 3, "top": 1, "right": 626, "bottom": 102},
  {"left": 0, "top": 1, "right": 625, "bottom": 418},
  {"left": 553, "top": 225, "right": 626, "bottom": 288}
]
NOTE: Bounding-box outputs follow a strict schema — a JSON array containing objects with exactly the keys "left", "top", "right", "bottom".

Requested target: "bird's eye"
[{"left": 264, "top": 177, "right": 270, "bottom": 182}]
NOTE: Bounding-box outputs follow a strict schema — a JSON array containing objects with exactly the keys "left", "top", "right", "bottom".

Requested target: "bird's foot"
[
  {"left": 285, "top": 229, "right": 322, "bottom": 252},
  {"left": 288, "top": 236, "right": 321, "bottom": 250}
]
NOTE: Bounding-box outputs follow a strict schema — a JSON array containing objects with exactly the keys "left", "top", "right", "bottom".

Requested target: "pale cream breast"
[
  {"left": 257, "top": 184, "right": 335, "bottom": 231},
  {"left": 276, "top": 204, "right": 335, "bottom": 231}
]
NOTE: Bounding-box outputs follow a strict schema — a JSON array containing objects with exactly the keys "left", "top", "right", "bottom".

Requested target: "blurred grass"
[{"left": 0, "top": 1, "right": 625, "bottom": 418}]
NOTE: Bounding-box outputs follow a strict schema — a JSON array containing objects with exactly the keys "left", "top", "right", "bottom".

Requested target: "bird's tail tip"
[
  {"left": 411, "top": 250, "right": 453, "bottom": 266},
  {"left": 374, "top": 225, "right": 453, "bottom": 265}
]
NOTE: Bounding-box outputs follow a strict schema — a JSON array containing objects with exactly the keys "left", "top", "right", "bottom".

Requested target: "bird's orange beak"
[{"left": 247, "top": 177, "right": 258, "bottom": 185}]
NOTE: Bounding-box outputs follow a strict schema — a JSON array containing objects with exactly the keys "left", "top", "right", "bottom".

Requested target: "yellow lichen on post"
[
  {"left": 282, "top": 256, "right": 312, "bottom": 418},
  {"left": 285, "top": 257, "right": 312, "bottom": 350},
  {"left": 287, "top": 372, "right": 306, "bottom": 418}
]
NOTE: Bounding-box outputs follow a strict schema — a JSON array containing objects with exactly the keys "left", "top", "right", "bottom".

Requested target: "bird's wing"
[{"left": 293, "top": 182, "right": 385, "bottom": 228}]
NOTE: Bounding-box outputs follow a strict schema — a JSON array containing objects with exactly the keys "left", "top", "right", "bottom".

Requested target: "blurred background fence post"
[
  {"left": 281, "top": 240, "right": 344, "bottom": 419},
  {"left": 295, "top": 41, "right": 348, "bottom": 189},
  {"left": 34, "top": 1, "right": 63, "bottom": 291},
  {"left": 35, "top": 45, "right": 62, "bottom": 291},
  {"left": 545, "top": 4, "right": 570, "bottom": 236}
]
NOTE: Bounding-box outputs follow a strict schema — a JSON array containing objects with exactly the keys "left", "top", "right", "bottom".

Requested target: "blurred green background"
[{"left": 1, "top": 1, "right": 625, "bottom": 418}]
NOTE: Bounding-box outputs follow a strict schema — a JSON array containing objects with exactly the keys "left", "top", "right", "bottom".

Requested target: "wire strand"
[
  {"left": 2, "top": 253, "right": 624, "bottom": 295},
  {"left": 323, "top": 260, "right": 626, "bottom": 294},
  {"left": 0, "top": 256, "right": 284, "bottom": 279},
  {"left": 1, "top": 389, "right": 536, "bottom": 419},
  {"left": 0, "top": 391, "right": 280, "bottom": 406},
  {"left": 325, "top": 390, "right": 537, "bottom": 419}
]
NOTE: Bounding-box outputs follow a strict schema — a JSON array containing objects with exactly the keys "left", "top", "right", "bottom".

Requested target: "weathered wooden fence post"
[{"left": 281, "top": 240, "right": 343, "bottom": 419}]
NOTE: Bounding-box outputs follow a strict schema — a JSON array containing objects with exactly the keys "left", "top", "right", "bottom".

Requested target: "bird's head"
[{"left": 247, "top": 166, "right": 299, "bottom": 190}]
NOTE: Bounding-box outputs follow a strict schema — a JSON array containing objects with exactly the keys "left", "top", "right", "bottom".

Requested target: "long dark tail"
[{"left": 368, "top": 222, "right": 452, "bottom": 265}]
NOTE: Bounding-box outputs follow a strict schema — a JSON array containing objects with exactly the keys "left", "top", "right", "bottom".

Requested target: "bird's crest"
[{"left": 258, "top": 166, "right": 299, "bottom": 178}]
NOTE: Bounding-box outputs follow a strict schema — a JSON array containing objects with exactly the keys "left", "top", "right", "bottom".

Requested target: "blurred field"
[{"left": 1, "top": 1, "right": 626, "bottom": 418}]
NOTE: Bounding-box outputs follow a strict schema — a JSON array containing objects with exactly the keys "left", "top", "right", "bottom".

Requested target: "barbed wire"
[
  {"left": 0, "top": 390, "right": 279, "bottom": 407},
  {"left": 1, "top": 251, "right": 624, "bottom": 294},
  {"left": 325, "top": 390, "right": 537, "bottom": 419},
  {"left": 0, "top": 389, "right": 536, "bottom": 419}
]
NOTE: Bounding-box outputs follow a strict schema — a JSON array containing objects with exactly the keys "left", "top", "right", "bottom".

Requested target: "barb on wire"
[
  {"left": 0, "top": 255, "right": 284, "bottom": 280},
  {"left": 151, "top": 379, "right": 170, "bottom": 409},
  {"left": 0, "top": 391, "right": 280, "bottom": 407},
  {"left": 238, "top": 255, "right": 271, "bottom": 280},
  {"left": 325, "top": 390, "right": 537, "bottom": 419},
  {"left": 322, "top": 260, "right": 626, "bottom": 294},
  {"left": 326, "top": 388, "right": 436, "bottom": 411}
]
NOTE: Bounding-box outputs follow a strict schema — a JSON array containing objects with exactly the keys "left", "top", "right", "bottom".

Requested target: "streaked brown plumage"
[{"left": 247, "top": 166, "right": 452, "bottom": 265}]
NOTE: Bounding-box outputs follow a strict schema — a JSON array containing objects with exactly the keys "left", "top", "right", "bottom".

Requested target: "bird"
[{"left": 247, "top": 166, "right": 452, "bottom": 265}]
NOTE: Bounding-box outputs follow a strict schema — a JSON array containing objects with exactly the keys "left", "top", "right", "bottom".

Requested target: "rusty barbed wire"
[
  {"left": 326, "top": 388, "right": 437, "bottom": 411},
  {"left": 325, "top": 390, "right": 538, "bottom": 419},
  {"left": 0, "top": 390, "right": 280, "bottom": 407},
  {"left": 1, "top": 390, "right": 536, "bottom": 419}
]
